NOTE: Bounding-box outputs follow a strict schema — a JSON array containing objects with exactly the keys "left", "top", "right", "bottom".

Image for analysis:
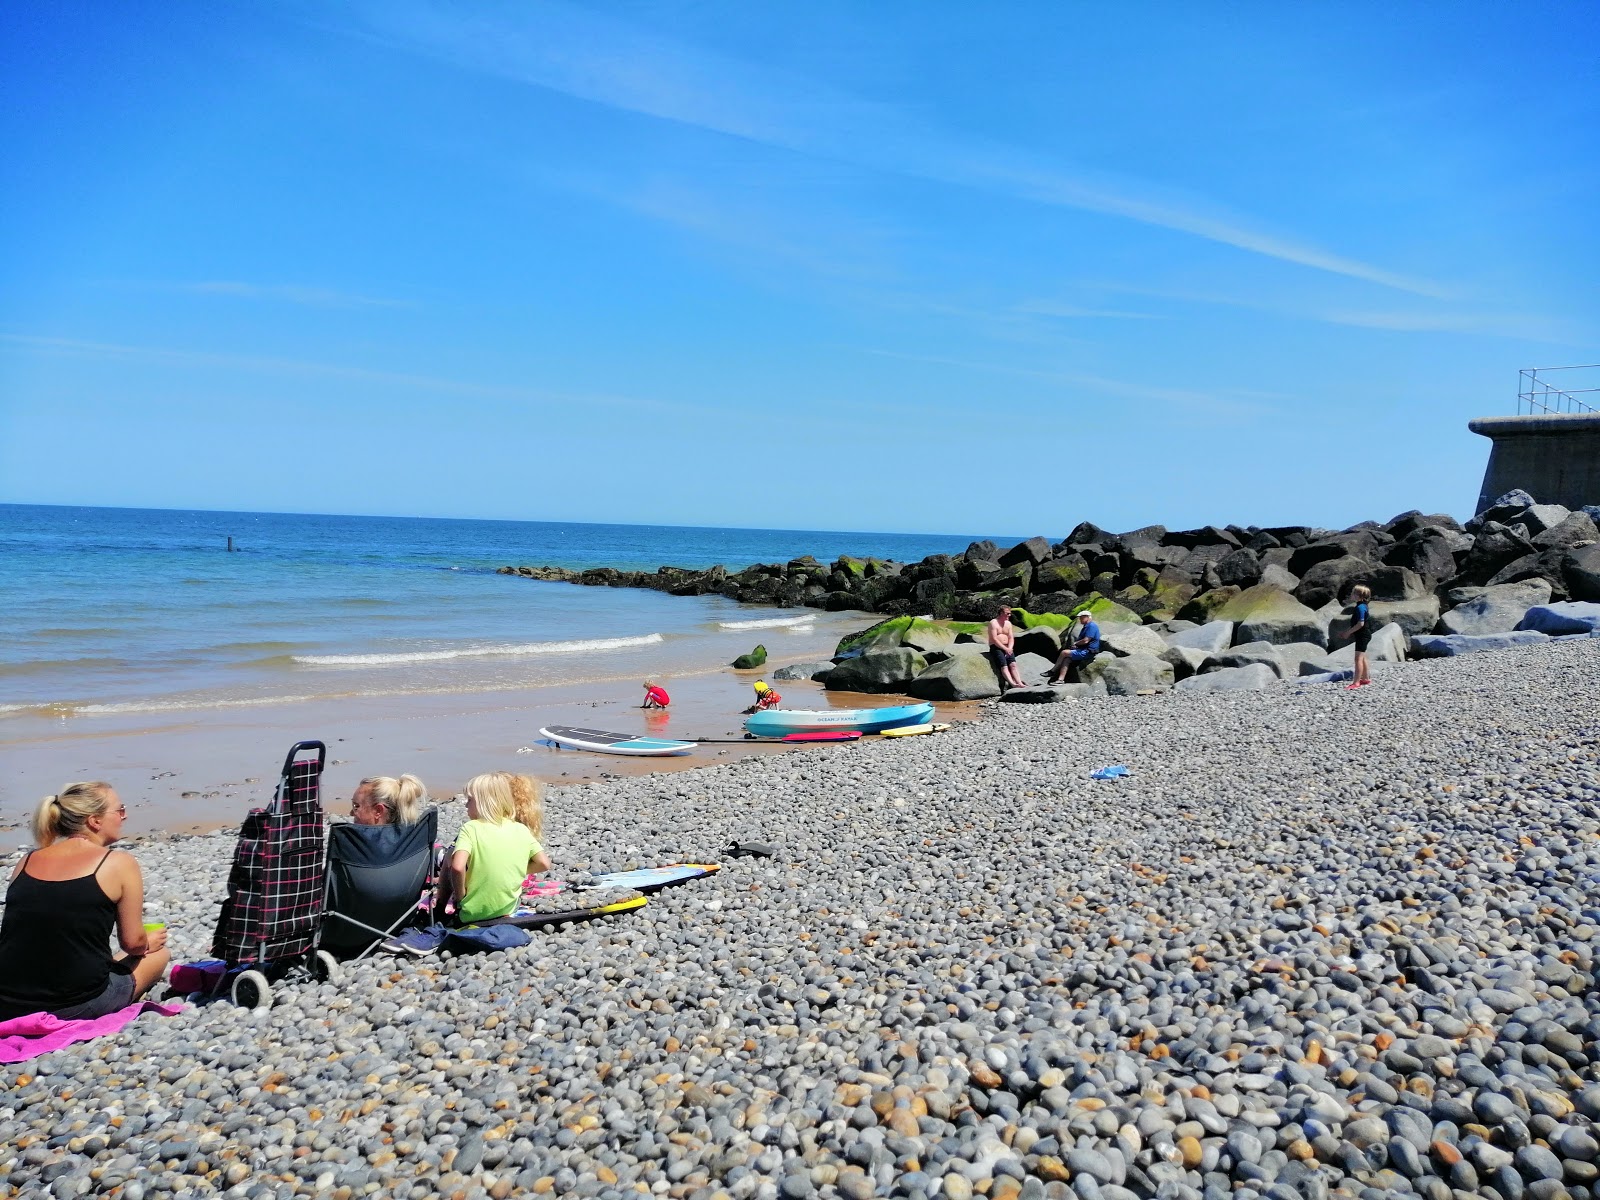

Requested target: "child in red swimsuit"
[{"left": 641, "top": 680, "right": 670, "bottom": 709}]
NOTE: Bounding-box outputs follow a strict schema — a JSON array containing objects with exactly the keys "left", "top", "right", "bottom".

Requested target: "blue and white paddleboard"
[{"left": 539, "top": 726, "right": 695, "bottom": 756}]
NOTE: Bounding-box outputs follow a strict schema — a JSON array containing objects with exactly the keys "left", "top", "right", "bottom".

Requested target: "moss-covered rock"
[
  {"left": 833, "top": 616, "right": 914, "bottom": 657},
  {"left": 981, "top": 562, "right": 1033, "bottom": 593},
  {"left": 1176, "top": 586, "right": 1241, "bottom": 625},
  {"left": 1034, "top": 560, "right": 1090, "bottom": 593},
  {"left": 1012, "top": 608, "right": 1073, "bottom": 630},
  {"left": 823, "top": 648, "right": 928, "bottom": 693},
  {"left": 900, "top": 618, "right": 959, "bottom": 653},
  {"left": 907, "top": 653, "right": 1002, "bottom": 701},
  {"left": 731, "top": 644, "right": 768, "bottom": 669},
  {"left": 1216, "top": 584, "right": 1327, "bottom": 647},
  {"left": 1066, "top": 594, "right": 1143, "bottom": 624}
]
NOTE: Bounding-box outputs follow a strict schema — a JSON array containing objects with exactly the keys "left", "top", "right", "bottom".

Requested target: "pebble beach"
[{"left": 4, "top": 638, "right": 1599, "bottom": 1200}]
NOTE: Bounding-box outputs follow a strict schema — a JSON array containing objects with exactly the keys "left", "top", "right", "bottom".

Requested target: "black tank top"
[{"left": 0, "top": 850, "right": 117, "bottom": 1019}]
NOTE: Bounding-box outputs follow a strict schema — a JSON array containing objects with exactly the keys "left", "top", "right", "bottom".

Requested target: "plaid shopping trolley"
[{"left": 206, "top": 739, "right": 340, "bottom": 1006}]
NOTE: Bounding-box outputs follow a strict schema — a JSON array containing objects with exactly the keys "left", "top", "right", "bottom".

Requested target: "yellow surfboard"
[{"left": 879, "top": 722, "right": 951, "bottom": 738}]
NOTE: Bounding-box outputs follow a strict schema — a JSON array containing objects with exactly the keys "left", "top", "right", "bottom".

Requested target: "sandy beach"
[
  {"left": 3, "top": 637, "right": 1598, "bottom": 1198},
  {"left": 0, "top": 662, "right": 972, "bottom": 850}
]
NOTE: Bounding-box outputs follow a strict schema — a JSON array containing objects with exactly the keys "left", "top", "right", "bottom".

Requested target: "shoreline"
[{"left": 0, "top": 658, "right": 975, "bottom": 851}]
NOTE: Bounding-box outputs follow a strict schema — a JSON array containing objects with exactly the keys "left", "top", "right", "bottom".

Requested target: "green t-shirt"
[{"left": 454, "top": 818, "right": 542, "bottom": 924}]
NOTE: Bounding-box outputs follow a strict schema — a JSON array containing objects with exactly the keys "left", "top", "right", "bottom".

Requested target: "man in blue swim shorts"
[
  {"left": 1047, "top": 611, "right": 1101, "bottom": 683},
  {"left": 986, "top": 606, "right": 1025, "bottom": 690}
]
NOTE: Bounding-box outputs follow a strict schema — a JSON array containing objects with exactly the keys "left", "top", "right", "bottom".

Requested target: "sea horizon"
[{"left": 0, "top": 502, "right": 1018, "bottom": 723}]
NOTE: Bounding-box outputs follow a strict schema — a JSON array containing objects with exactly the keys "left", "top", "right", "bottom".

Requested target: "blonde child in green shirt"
[{"left": 446, "top": 772, "right": 550, "bottom": 924}]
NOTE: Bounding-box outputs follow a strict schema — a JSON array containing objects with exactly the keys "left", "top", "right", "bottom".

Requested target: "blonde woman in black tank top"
[{"left": 0, "top": 782, "right": 171, "bottom": 1020}]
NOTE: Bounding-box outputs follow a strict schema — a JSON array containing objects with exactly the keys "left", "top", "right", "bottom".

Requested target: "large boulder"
[
  {"left": 1033, "top": 559, "right": 1091, "bottom": 594},
  {"left": 1517, "top": 603, "right": 1600, "bottom": 636},
  {"left": 1001, "top": 683, "right": 1092, "bottom": 703},
  {"left": 957, "top": 558, "right": 1002, "bottom": 589},
  {"left": 1410, "top": 630, "right": 1551, "bottom": 657},
  {"left": 1258, "top": 563, "right": 1300, "bottom": 593},
  {"left": 1485, "top": 547, "right": 1571, "bottom": 596},
  {"left": 999, "top": 537, "right": 1053, "bottom": 567},
  {"left": 1212, "top": 547, "right": 1263, "bottom": 589},
  {"left": 1082, "top": 653, "right": 1174, "bottom": 696},
  {"left": 1569, "top": 544, "right": 1600, "bottom": 602},
  {"left": 1437, "top": 580, "right": 1554, "bottom": 636},
  {"left": 1097, "top": 623, "right": 1169, "bottom": 659},
  {"left": 823, "top": 648, "right": 927, "bottom": 693},
  {"left": 1368, "top": 596, "right": 1442, "bottom": 638},
  {"left": 1287, "top": 532, "right": 1383, "bottom": 577},
  {"left": 1217, "top": 585, "right": 1327, "bottom": 648},
  {"left": 905, "top": 653, "right": 999, "bottom": 701},
  {"left": 1295, "top": 557, "right": 1375, "bottom": 610},
  {"left": 1367, "top": 565, "right": 1428, "bottom": 601},
  {"left": 1166, "top": 525, "right": 1241, "bottom": 551},
  {"left": 1473, "top": 488, "right": 1537, "bottom": 526},
  {"left": 771, "top": 661, "right": 835, "bottom": 682},
  {"left": 1014, "top": 652, "right": 1056, "bottom": 682},
  {"left": 899, "top": 618, "right": 960, "bottom": 654},
  {"left": 1272, "top": 642, "right": 1337, "bottom": 677},
  {"left": 1452, "top": 522, "right": 1536, "bottom": 586},
  {"left": 1164, "top": 620, "right": 1234, "bottom": 653},
  {"left": 1175, "top": 586, "right": 1241, "bottom": 625},
  {"left": 1533, "top": 511, "right": 1600, "bottom": 550},
  {"left": 1386, "top": 511, "right": 1464, "bottom": 541},
  {"left": 1203, "top": 641, "right": 1286, "bottom": 678},
  {"left": 1013, "top": 625, "right": 1064, "bottom": 659},
  {"left": 981, "top": 562, "right": 1033, "bottom": 593},
  {"left": 1324, "top": 622, "right": 1408, "bottom": 665},
  {"left": 1174, "top": 663, "right": 1277, "bottom": 693},
  {"left": 1159, "top": 645, "right": 1210, "bottom": 680},
  {"left": 1383, "top": 528, "right": 1461, "bottom": 582},
  {"left": 1519, "top": 503, "right": 1572, "bottom": 535},
  {"left": 1066, "top": 594, "right": 1142, "bottom": 624}
]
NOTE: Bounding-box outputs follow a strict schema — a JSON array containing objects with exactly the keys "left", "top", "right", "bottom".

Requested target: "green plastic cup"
[{"left": 143, "top": 922, "right": 166, "bottom": 932}]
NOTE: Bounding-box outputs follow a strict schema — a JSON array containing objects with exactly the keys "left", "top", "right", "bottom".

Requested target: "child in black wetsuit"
[{"left": 1345, "top": 583, "right": 1373, "bottom": 689}]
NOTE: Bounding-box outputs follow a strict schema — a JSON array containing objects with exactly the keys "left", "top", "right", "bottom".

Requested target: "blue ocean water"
[{"left": 0, "top": 504, "right": 1009, "bottom": 717}]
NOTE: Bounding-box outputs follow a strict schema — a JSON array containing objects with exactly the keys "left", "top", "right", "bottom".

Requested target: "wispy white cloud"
[
  {"left": 116, "top": 280, "right": 413, "bottom": 309},
  {"left": 859, "top": 347, "right": 1276, "bottom": 418},
  {"left": 1016, "top": 301, "right": 1166, "bottom": 321},
  {"left": 0, "top": 332, "right": 655, "bottom": 410},
  {"left": 318, "top": 0, "right": 1447, "bottom": 297},
  {"left": 1052, "top": 281, "right": 1583, "bottom": 344}
]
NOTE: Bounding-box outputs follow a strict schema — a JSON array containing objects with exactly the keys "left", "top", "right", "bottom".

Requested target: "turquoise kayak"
[{"left": 744, "top": 702, "right": 934, "bottom": 738}]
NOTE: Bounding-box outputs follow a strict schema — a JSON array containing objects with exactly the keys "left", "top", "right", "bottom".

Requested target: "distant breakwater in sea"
[{"left": 500, "top": 492, "right": 1600, "bottom": 632}]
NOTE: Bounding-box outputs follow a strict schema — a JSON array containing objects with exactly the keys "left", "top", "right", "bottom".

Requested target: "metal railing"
[{"left": 1519, "top": 364, "right": 1600, "bottom": 414}]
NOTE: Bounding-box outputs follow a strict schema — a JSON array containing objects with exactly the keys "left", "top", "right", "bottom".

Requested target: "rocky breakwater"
[
  {"left": 500, "top": 492, "right": 1600, "bottom": 640},
  {"left": 761, "top": 491, "right": 1600, "bottom": 702},
  {"left": 5, "top": 639, "right": 1600, "bottom": 1200}
]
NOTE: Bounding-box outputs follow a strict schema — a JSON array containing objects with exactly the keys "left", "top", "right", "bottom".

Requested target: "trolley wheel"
[
  {"left": 231, "top": 969, "right": 273, "bottom": 1010},
  {"left": 312, "top": 950, "right": 342, "bottom": 984}
]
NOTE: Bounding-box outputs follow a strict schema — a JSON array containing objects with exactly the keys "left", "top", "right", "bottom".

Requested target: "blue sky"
[{"left": 2, "top": 1, "right": 1596, "bottom": 535}]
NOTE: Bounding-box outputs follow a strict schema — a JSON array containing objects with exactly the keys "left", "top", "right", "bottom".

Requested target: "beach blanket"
[{"left": 0, "top": 1000, "right": 185, "bottom": 1065}]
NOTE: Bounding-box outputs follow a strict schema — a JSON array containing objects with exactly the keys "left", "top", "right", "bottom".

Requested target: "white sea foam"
[
  {"left": 717, "top": 615, "right": 816, "bottom": 630},
  {"left": 291, "top": 633, "right": 664, "bottom": 667}
]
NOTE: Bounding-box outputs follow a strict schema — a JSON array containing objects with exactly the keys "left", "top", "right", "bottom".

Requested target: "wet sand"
[{"left": 1, "top": 663, "right": 973, "bottom": 848}]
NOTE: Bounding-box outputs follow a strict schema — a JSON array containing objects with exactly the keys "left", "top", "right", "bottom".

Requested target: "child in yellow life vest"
[{"left": 743, "top": 680, "right": 782, "bottom": 714}]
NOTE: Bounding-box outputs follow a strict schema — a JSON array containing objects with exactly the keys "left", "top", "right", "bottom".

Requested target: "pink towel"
[{"left": 0, "top": 1000, "right": 185, "bottom": 1064}]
